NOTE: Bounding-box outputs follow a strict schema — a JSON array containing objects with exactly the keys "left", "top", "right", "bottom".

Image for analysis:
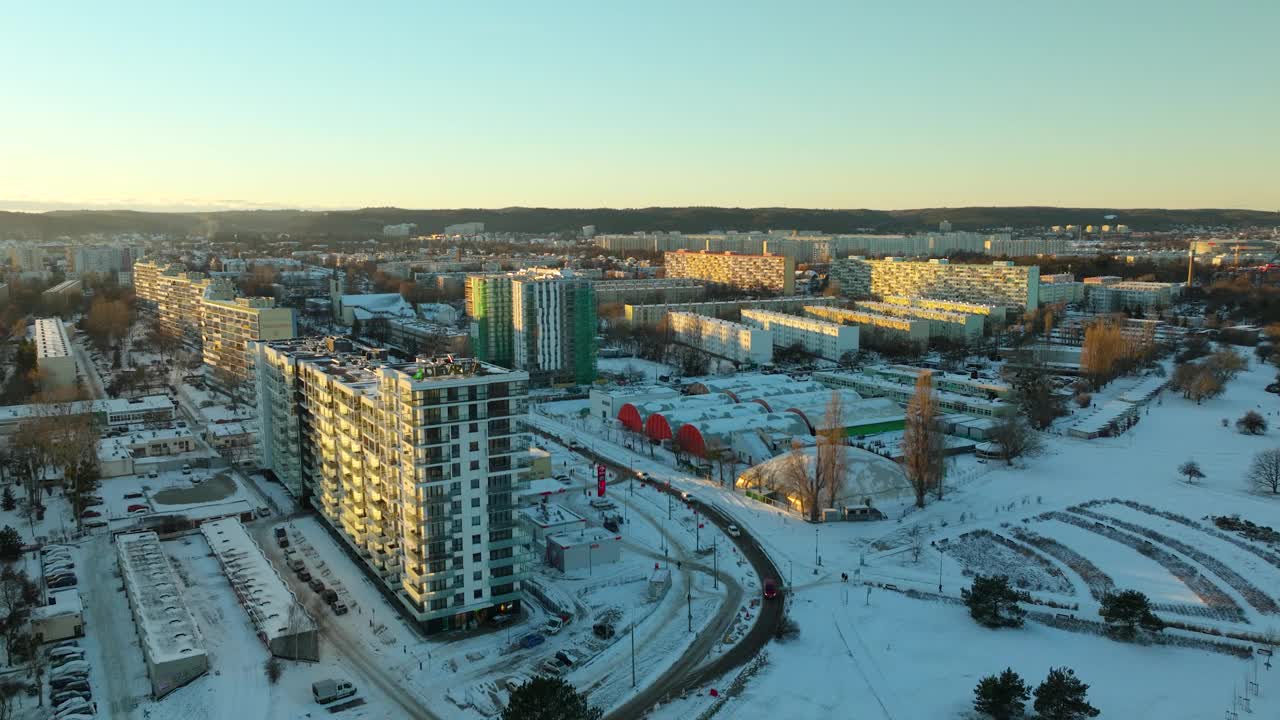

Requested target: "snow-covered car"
[
  {"left": 544, "top": 616, "right": 567, "bottom": 635},
  {"left": 725, "top": 524, "right": 741, "bottom": 538}
]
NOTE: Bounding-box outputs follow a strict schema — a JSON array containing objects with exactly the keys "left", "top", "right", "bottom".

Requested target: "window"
[
  {"left": 470, "top": 478, "right": 480, "bottom": 489},
  {"left": 469, "top": 422, "right": 478, "bottom": 432},
  {"left": 469, "top": 441, "right": 479, "bottom": 452},
  {"left": 473, "top": 589, "right": 483, "bottom": 599},
  {"left": 471, "top": 516, "right": 480, "bottom": 526},
  {"left": 471, "top": 534, "right": 480, "bottom": 545},
  {"left": 450, "top": 426, "right": 459, "bottom": 439},
  {"left": 469, "top": 460, "right": 480, "bottom": 471},
  {"left": 472, "top": 552, "right": 481, "bottom": 562},
  {"left": 473, "top": 571, "right": 482, "bottom": 581},
  {"left": 470, "top": 497, "right": 480, "bottom": 508}
]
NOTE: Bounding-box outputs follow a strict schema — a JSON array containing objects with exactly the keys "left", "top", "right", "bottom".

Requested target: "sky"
[{"left": 1, "top": 1, "right": 1277, "bottom": 212}]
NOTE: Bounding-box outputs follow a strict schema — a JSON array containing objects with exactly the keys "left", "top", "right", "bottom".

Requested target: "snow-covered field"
[{"left": 545, "top": 356, "right": 1280, "bottom": 719}]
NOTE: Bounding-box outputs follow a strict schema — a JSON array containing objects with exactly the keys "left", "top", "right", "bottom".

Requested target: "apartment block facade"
[
  {"left": 624, "top": 295, "right": 840, "bottom": 328},
  {"left": 1037, "top": 273, "right": 1086, "bottom": 306},
  {"left": 854, "top": 300, "right": 983, "bottom": 343},
  {"left": 803, "top": 305, "right": 930, "bottom": 347},
  {"left": 830, "top": 257, "right": 1040, "bottom": 308},
  {"left": 201, "top": 296, "right": 297, "bottom": 380},
  {"left": 589, "top": 278, "right": 706, "bottom": 307},
  {"left": 739, "top": 308, "right": 859, "bottom": 361},
  {"left": 251, "top": 341, "right": 532, "bottom": 633},
  {"left": 1083, "top": 279, "right": 1180, "bottom": 313},
  {"left": 664, "top": 251, "right": 795, "bottom": 294},
  {"left": 465, "top": 275, "right": 515, "bottom": 369},
  {"left": 668, "top": 312, "right": 772, "bottom": 365},
  {"left": 466, "top": 274, "right": 597, "bottom": 385}
]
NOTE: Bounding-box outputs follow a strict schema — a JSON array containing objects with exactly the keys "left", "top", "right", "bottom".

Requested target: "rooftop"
[
  {"left": 34, "top": 317, "right": 71, "bottom": 359},
  {"left": 116, "top": 531, "right": 207, "bottom": 664},
  {"left": 200, "top": 518, "right": 315, "bottom": 642}
]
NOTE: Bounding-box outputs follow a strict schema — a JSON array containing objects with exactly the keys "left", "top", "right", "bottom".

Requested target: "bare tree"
[
  {"left": 1177, "top": 459, "right": 1204, "bottom": 484},
  {"left": 1248, "top": 448, "right": 1280, "bottom": 495},
  {"left": 902, "top": 372, "right": 944, "bottom": 507},
  {"left": 907, "top": 524, "right": 925, "bottom": 563},
  {"left": 989, "top": 416, "right": 1043, "bottom": 466},
  {"left": 818, "top": 392, "right": 849, "bottom": 510},
  {"left": 778, "top": 440, "right": 825, "bottom": 522}
]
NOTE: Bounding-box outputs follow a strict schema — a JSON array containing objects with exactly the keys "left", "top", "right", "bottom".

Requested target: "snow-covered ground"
[{"left": 545, "top": 357, "right": 1280, "bottom": 719}]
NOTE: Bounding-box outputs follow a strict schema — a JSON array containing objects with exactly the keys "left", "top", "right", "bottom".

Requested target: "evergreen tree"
[
  {"left": 0, "top": 487, "right": 13, "bottom": 512},
  {"left": 1032, "top": 667, "right": 1099, "bottom": 720},
  {"left": 1099, "top": 590, "right": 1165, "bottom": 639},
  {"left": 964, "top": 575, "right": 1030, "bottom": 628},
  {"left": 973, "top": 668, "right": 1030, "bottom": 720},
  {"left": 502, "top": 677, "right": 602, "bottom": 720},
  {"left": 0, "top": 526, "right": 22, "bottom": 563}
]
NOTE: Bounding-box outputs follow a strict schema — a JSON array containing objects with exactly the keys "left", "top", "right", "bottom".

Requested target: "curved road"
[{"left": 528, "top": 427, "right": 784, "bottom": 719}]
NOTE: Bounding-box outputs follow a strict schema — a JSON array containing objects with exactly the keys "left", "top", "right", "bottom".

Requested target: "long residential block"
[
  {"left": 830, "top": 257, "right": 1040, "bottom": 308},
  {"left": 854, "top": 300, "right": 983, "bottom": 343},
  {"left": 803, "top": 305, "right": 930, "bottom": 347},
  {"left": 739, "top": 308, "right": 858, "bottom": 361},
  {"left": 668, "top": 311, "right": 772, "bottom": 365},
  {"left": 664, "top": 250, "right": 794, "bottom": 294},
  {"left": 624, "top": 295, "right": 839, "bottom": 328}
]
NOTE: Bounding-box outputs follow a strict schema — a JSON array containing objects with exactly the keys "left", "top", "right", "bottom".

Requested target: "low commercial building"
[
  {"left": 547, "top": 528, "right": 622, "bottom": 573},
  {"left": 813, "top": 370, "right": 1015, "bottom": 419},
  {"left": 34, "top": 318, "right": 77, "bottom": 391},
  {"left": 30, "top": 590, "right": 83, "bottom": 644},
  {"left": 740, "top": 308, "right": 859, "bottom": 361},
  {"left": 117, "top": 531, "right": 210, "bottom": 698},
  {"left": 668, "top": 312, "right": 772, "bottom": 365},
  {"left": 41, "top": 278, "right": 83, "bottom": 300},
  {"left": 200, "top": 518, "right": 319, "bottom": 660},
  {"left": 0, "top": 395, "right": 176, "bottom": 443},
  {"left": 98, "top": 427, "right": 199, "bottom": 478},
  {"left": 803, "top": 305, "right": 930, "bottom": 347},
  {"left": 519, "top": 503, "right": 587, "bottom": 544}
]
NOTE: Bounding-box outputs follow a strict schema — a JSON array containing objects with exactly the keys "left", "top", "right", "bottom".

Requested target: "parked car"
[
  {"left": 332, "top": 601, "right": 349, "bottom": 615},
  {"left": 147, "top": 471, "right": 158, "bottom": 479},
  {"left": 50, "top": 660, "right": 89, "bottom": 678},
  {"left": 517, "top": 633, "right": 545, "bottom": 649},
  {"left": 44, "top": 563, "right": 74, "bottom": 577},
  {"left": 49, "top": 647, "right": 84, "bottom": 661},
  {"left": 274, "top": 527, "right": 288, "bottom": 540},
  {"left": 603, "top": 518, "right": 619, "bottom": 533},
  {"left": 126, "top": 504, "right": 148, "bottom": 513},
  {"left": 51, "top": 640, "right": 79, "bottom": 650},
  {"left": 84, "top": 521, "right": 108, "bottom": 530},
  {"left": 592, "top": 623, "right": 615, "bottom": 640},
  {"left": 277, "top": 535, "right": 290, "bottom": 549},
  {"left": 52, "top": 697, "right": 92, "bottom": 717},
  {"left": 308, "top": 578, "right": 326, "bottom": 593},
  {"left": 287, "top": 558, "right": 305, "bottom": 572},
  {"left": 255, "top": 506, "right": 270, "bottom": 518},
  {"left": 181, "top": 464, "right": 192, "bottom": 475},
  {"left": 311, "top": 678, "right": 356, "bottom": 705},
  {"left": 725, "top": 524, "right": 741, "bottom": 538},
  {"left": 321, "top": 589, "right": 339, "bottom": 604},
  {"left": 555, "top": 650, "right": 576, "bottom": 667},
  {"left": 635, "top": 471, "right": 652, "bottom": 482},
  {"left": 50, "top": 689, "right": 89, "bottom": 706},
  {"left": 763, "top": 578, "right": 779, "bottom": 599},
  {"left": 49, "top": 677, "right": 89, "bottom": 692},
  {"left": 42, "top": 545, "right": 72, "bottom": 557},
  {"left": 490, "top": 613, "right": 514, "bottom": 627},
  {"left": 79, "top": 510, "right": 101, "bottom": 519},
  {"left": 297, "top": 569, "right": 312, "bottom": 582},
  {"left": 124, "top": 492, "right": 144, "bottom": 500},
  {"left": 47, "top": 575, "right": 77, "bottom": 589},
  {"left": 544, "top": 616, "right": 567, "bottom": 635},
  {"left": 50, "top": 653, "right": 84, "bottom": 668},
  {"left": 190, "top": 475, "right": 203, "bottom": 485},
  {"left": 537, "top": 659, "right": 562, "bottom": 676}
]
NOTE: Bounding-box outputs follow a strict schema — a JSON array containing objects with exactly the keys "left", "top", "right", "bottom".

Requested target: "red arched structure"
[
  {"left": 784, "top": 408, "right": 816, "bottom": 435},
  {"left": 674, "top": 423, "right": 706, "bottom": 458},
  {"left": 645, "top": 413, "right": 673, "bottom": 443},
  {"left": 749, "top": 397, "right": 773, "bottom": 412},
  {"left": 617, "top": 403, "right": 643, "bottom": 432},
  {"left": 719, "top": 390, "right": 741, "bottom": 403}
]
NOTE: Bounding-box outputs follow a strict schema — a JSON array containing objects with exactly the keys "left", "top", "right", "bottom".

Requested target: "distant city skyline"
[{"left": 3, "top": 1, "right": 1277, "bottom": 211}]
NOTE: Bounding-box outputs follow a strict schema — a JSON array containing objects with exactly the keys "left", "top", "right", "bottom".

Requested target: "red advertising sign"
[{"left": 597, "top": 464, "right": 607, "bottom": 497}]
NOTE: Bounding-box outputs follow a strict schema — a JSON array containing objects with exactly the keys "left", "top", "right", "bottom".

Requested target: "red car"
[
  {"left": 127, "top": 504, "right": 148, "bottom": 513},
  {"left": 763, "top": 578, "right": 779, "bottom": 599},
  {"left": 79, "top": 510, "right": 101, "bottom": 519}
]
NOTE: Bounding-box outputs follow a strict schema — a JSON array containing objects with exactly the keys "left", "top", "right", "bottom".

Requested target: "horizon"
[{"left": 3, "top": 1, "right": 1278, "bottom": 211}]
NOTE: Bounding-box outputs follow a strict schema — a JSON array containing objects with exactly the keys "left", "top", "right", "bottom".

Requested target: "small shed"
[
  {"left": 547, "top": 528, "right": 621, "bottom": 573},
  {"left": 648, "top": 568, "right": 672, "bottom": 600},
  {"left": 31, "top": 589, "right": 83, "bottom": 644},
  {"left": 520, "top": 503, "right": 587, "bottom": 544}
]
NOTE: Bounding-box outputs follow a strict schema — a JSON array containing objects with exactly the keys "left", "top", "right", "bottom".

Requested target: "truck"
[{"left": 312, "top": 679, "right": 356, "bottom": 704}]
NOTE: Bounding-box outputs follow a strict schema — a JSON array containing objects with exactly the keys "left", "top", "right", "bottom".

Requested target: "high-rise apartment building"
[
  {"left": 664, "top": 251, "right": 795, "bottom": 294},
  {"left": 69, "top": 245, "right": 133, "bottom": 276},
  {"left": 465, "top": 275, "right": 515, "bottom": 368},
  {"left": 8, "top": 245, "right": 45, "bottom": 272},
  {"left": 134, "top": 261, "right": 235, "bottom": 342},
  {"left": 511, "top": 277, "right": 596, "bottom": 386},
  {"left": 201, "top": 296, "right": 297, "bottom": 380},
  {"left": 830, "top": 257, "right": 1040, "bottom": 308},
  {"left": 466, "top": 273, "right": 597, "bottom": 385},
  {"left": 250, "top": 341, "right": 531, "bottom": 633}
]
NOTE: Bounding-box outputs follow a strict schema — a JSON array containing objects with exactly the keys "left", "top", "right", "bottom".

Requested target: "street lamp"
[
  {"left": 938, "top": 548, "right": 944, "bottom": 593},
  {"left": 814, "top": 526, "right": 821, "bottom": 568}
]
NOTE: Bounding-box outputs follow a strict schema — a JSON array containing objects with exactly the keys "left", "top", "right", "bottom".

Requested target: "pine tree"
[
  {"left": 973, "top": 668, "right": 1029, "bottom": 720},
  {"left": 0, "top": 487, "right": 13, "bottom": 512},
  {"left": 0, "top": 526, "right": 22, "bottom": 563},
  {"left": 1032, "top": 667, "right": 1099, "bottom": 720},
  {"left": 964, "top": 575, "right": 1030, "bottom": 628},
  {"left": 1099, "top": 590, "right": 1165, "bottom": 639},
  {"left": 502, "top": 677, "right": 603, "bottom": 720}
]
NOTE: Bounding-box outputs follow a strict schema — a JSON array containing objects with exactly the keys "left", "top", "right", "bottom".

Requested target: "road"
[
  {"left": 248, "top": 520, "right": 442, "bottom": 720},
  {"left": 72, "top": 340, "right": 107, "bottom": 399},
  {"left": 528, "top": 425, "right": 785, "bottom": 719}
]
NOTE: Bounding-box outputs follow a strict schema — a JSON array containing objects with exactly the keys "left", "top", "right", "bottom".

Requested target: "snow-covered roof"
[
  {"left": 548, "top": 527, "right": 620, "bottom": 549},
  {"left": 1069, "top": 400, "right": 1139, "bottom": 436},
  {"left": 116, "top": 532, "right": 207, "bottom": 664},
  {"left": 0, "top": 394, "right": 174, "bottom": 426},
  {"left": 31, "top": 589, "right": 82, "bottom": 620},
  {"left": 739, "top": 446, "right": 911, "bottom": 504},
  {"left": 200, "top": 518, "right": 315, "bottom": 642},
  {"left": 1117, "top": 375, "right": 1167, "bottom": 405},
  {"left": 340, "top": 293, "right": 415, "bottom": 319},
  {"left": 519, "top": 502, "right": 586, "bottom": 529}
]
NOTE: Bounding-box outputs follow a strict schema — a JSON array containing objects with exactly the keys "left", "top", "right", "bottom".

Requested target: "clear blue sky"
[{"left": 2, "top": 1, "right": 1277, "bottom": 211}]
